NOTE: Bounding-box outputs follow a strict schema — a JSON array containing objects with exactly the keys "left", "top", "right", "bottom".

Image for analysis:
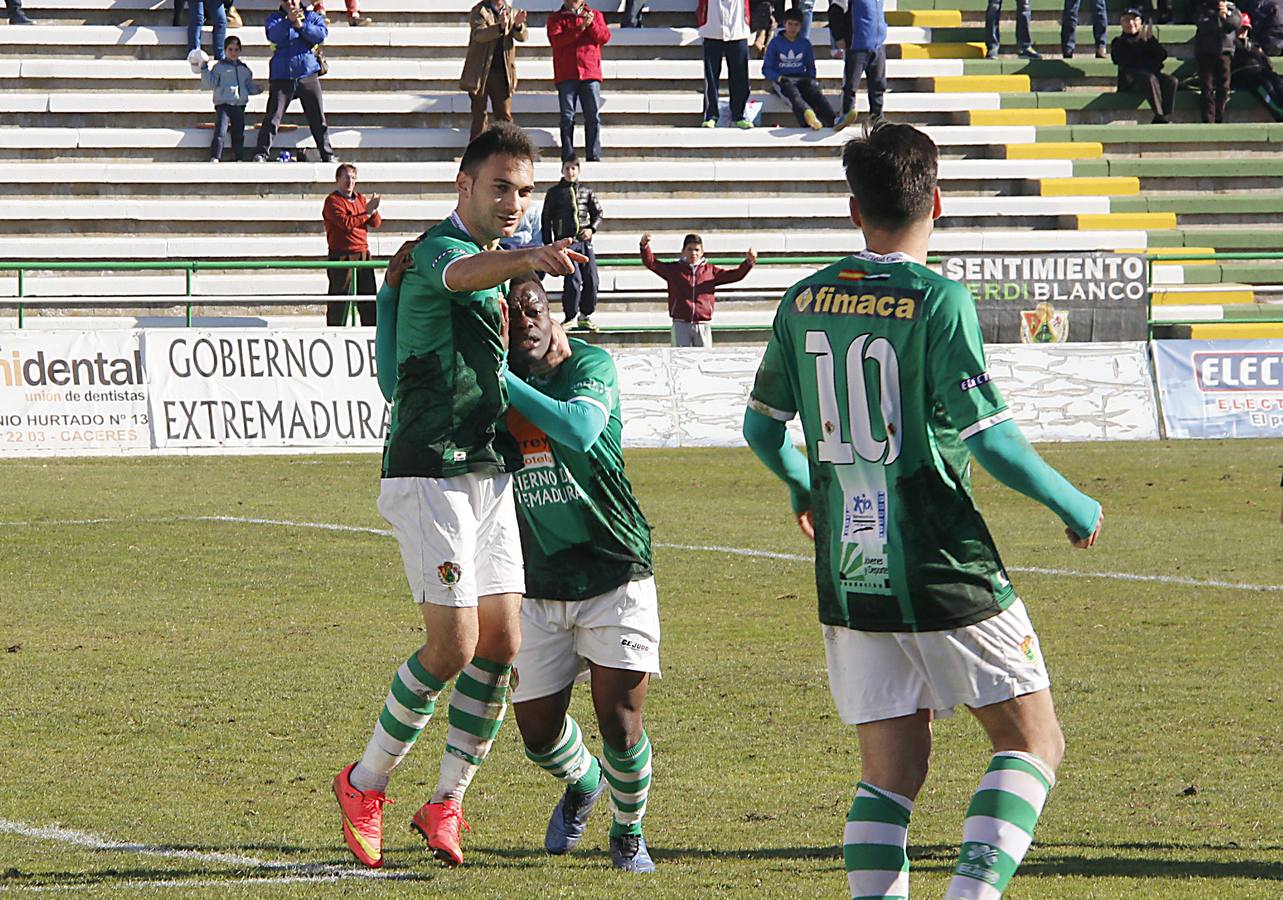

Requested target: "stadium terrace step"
[
  {"left": 1035, "top": 122, "right": 1283, "bottom": 154},
  {"left": 969, "top": 109, "right": 1067, "bottom": 125},
  {"left": 1112, "top": 192, "right": 1283, "bottom": 226},
  {"left": 1147, "top": 228, "right": 1283, "bottom": 250},
  {"left": 1006, "top": 141, "right": 1103, "bottom": 158},
  {"left": 1039, "top": 176, "right": 1139, "bottom": 195}
]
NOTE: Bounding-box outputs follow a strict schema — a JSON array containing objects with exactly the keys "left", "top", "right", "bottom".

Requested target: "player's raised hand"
[
  {"left": 527, "top": 238, "right": 588, "bottom": 276},
  {"left": 1067, "top": 510, "right": 1103, "bottom": 549},
  {"left": 797, "top": 509, "right": 815, "bottom": 541},
  {"left": 385, "top": 237, "right": 421, "bottom": 289}
]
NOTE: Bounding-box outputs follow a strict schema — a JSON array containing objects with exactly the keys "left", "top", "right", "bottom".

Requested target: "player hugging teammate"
[{"left": 332, "top": 124, "right": 660, "bottom": 874}]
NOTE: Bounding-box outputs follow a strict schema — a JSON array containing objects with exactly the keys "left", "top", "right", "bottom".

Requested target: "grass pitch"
[{"left": 1, "top": 440, "right": 1281, "bottom": 898}]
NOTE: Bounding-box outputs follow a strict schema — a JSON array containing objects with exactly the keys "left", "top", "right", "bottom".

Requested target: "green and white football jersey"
[
  {"left": 750, "top": 252, "right": 1016, "bottom": 633},
  {"left": 505, "top": 339, "right": 653, "bottom": 601},
  {"left": 382, "top": 213, "right": 521, "bottom": 479}
]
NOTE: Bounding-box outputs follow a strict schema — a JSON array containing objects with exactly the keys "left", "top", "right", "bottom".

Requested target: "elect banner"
[
  {"left": 1153, "top": 339, "right": 1283, "bottom": 438},
  {"left": 0, "top": 329, "right": 150, "bottom": 454}
]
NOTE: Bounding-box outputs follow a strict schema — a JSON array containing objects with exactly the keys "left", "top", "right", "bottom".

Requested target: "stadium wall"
[{"left": 0, "top": 328, "right": 1176, "bottom": 456}]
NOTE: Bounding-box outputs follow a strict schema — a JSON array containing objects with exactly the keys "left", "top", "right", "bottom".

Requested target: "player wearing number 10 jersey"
[{"left": 744, "top": 124, "right": 1103, "bottom": 900}]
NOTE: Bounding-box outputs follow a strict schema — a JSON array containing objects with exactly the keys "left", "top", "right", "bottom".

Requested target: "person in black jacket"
[
  {"left": 1232, "top": 13, "right": 1283, "bottom": 118},
  {"left": 1111, "top": 9, "right": 1179, "bottom": 121},
  {"left": 540, "top": 156, "right": 604, "bottom": 330},
  {"left": 1195, "top": 0, "right": 1243, "bottom": 121},
  {"left": 1243, "top": 0, "right": 1283, "bottom": 53}
]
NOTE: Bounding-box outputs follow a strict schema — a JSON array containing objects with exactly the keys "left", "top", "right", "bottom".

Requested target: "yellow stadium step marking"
[
  {"left": 1151, "top": 289, "right": 1257, "bottom": 306},
  {"left": 934, "top": 75, "right": 1030, "bottom": 92},
  {"left": 886, "top": 9, "right": 963, "bottom": 25},
  {"left": 898, "top": 42, "right": 988, "bottom": 59},
  {"left": 1040, "top": 177, "right": 1140, "bottom": 196},
  {"left": 969, "top": 108, "right": 1067, "bottom": 126},
  {"left": 1076, "top": 212, "right": 1178, "bottom": 230},
  {"left": 1006, "top": 141, "right": 1104, "bottom": 159},
  {"left": 1190, "top": 322, "right": 1283, "bottom": 338}
]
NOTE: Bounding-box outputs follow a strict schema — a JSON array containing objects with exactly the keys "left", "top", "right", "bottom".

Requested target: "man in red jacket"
[
  {"left": 640, "top": 231, "right": 756, "bottom": 347},
  {"left": 547, "top": 0, "right": 611, "bottom": 161},
  {"left": 322, "top": 162, "right": 383, "bottom": 325}
]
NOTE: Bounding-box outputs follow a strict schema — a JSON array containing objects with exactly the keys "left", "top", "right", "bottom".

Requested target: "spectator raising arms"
[
  {"left": 323, "top": 163, "right": 383, "bottom": 326},
  {"left": 640, "top": 232, "right": 755, "bottom": 348},
  {"left": 1111, "top": 8, "right": 1178, "bottom": 123},
  {"left": 461, "top": 0, "right": 529, "bottom": 140},
  {"left": 251, "top": 0, "right": 335, "bottom": 162},
  {"left": 542, "top": 156, "right": 604, "bottom": 331},
  {"left": 548, "top": 0, "right": 612, "bottom": 162},
  {"left": 198, "top": 35, "right": 261, "bottom": 161},
  {"left": 698, "top": 0, "right": 754, "bottom": 128}
]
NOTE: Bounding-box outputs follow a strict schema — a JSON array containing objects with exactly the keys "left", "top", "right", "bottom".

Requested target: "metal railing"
[{"left": 1, "top": 251, "right": 1282, "bottom": 332}]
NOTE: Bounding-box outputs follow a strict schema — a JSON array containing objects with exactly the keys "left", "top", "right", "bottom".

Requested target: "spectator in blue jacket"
[
  {"left": 251, "top": 0, "right": 335, "bottom": 162},
  {"left": 764, "top": 9, "right": 851, "bottom": 128},
  {"left": 199, "top": 35, "right": 262, "bottom": 161},
  {"left": 843, "top": 0, "right": 889, "bottom": 122}
]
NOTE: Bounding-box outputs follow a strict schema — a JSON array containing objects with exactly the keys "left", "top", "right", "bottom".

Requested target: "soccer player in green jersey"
[
  {"left": 743, "top": 124, "right": 1104, "bottom": 900},
  {"left": 332, "top": 125, "right": 588, "bottom": 870},
  {"left": 500, "top": 275, "right": 660, "bottom": 873}
]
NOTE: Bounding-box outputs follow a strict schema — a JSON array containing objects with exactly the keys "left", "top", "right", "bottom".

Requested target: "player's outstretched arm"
[
  {"left": 964, "top": 419, "right": 1102, "bottom": 547},
  {"left": 504, "top": 373, "right": 608, "bottom": 453},
  {"left": 743, "top": 406, "right": 812, "bottom": 523},
  {"left": 444, "top": 239, "right": 587, "bottom": 293},
  {"left": 374, "top": 280, "right": 399, "bottom": 403}
]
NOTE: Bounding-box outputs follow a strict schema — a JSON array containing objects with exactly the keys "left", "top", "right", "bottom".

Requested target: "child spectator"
[
  {"left": 1111, "top": 9, "right": 1178, "bottom": 122},
  {"left": 1195, "top": 0, "right": 1242, "bottom": 122},
  {"left": 640, "top": 232, "right": 756, "bottom": 348},
  {"left": 322, "top": 163, "right": 382, "bottom": 326},
  {"left": 541, "top": 156, "right": 603, "bottom": 330},
  {"left": 1232, "top": 12, "right": 1283, "bottom": 118},
  {"left": 547, "top": 0, "right": 612, "bottom": 162},
  {"left": 844, "top": 0, "right": 889, "bottom": 122},
  {"left": 198, "top": 35, "right": 261, "bottom": 162},
  {"left": 763, "top": 9, "right": 851, "bottom": 130}
]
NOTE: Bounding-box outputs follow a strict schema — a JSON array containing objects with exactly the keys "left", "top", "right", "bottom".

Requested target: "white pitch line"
[
  {"left": 9, "top": 875, "right": 412, "bottom": 893},
  {"left": 5, "top": 514, "right": 1281, "bottom": 594},
  {"left": 0, "top": 819, "right": 414, "bottom": 884}
]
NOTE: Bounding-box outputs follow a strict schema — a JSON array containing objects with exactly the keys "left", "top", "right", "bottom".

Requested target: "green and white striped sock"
[
  {"left": 431, "top": 656, "right": 511, "bottom": 804},
  {"left": 843, "top": 781, "right": 913, "bottom": 900},
  {"left": 524, "top": 715, "right": 602, "bottom": 793},
  {"left": 352, "top": 653, "right": 445, "bottom": 792},
  {"left": 945, "top": 751, "right": 1056, "bottom": 899},
  {"left": 603, "top": 731, "right": 651, "bottom": 838}
]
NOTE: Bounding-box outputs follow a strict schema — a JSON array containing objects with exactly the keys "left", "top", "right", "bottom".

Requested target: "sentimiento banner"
[
  {"left": 941, "top": 253, "right": 1149, "bottom": 344},
  {"left": 1153, "top": 339, "right": 1283, "bottom": 438},
  {"left": 145, "top": 329, "right": 388, "bottom": 450},
  {"left": 0, "top": 329, "right": 149, "bottom": 454}
]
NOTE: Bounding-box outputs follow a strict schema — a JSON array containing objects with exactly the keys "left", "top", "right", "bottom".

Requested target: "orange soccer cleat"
[
  {"left": 332, "top": 763, "right": 390, "bottom": 868},
  {"left": 411, "top": 799, "right": 471, "bottom": 867}
]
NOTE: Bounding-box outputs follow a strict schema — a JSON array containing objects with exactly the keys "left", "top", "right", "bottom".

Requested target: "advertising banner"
[
  {"left": 145, "top": 329, "right": 389, "bottom": 450},
  {"left": 940, "top": 253, "right": 1150, "bottom": 344},
  {"left": 0, "top": 329, "right": 149, "bottom": 454},
  {"left": 1152, "top": 339, "right": 1283, "bottom": 438}
]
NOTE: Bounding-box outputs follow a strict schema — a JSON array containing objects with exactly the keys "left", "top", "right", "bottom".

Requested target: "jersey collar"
[{"left": 856, "top": 249, "right": 919, "bottom": 265}]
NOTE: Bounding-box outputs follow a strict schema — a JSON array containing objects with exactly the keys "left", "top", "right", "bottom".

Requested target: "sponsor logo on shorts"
[
  {"left": 960, "top": 372, "right": 992, "bottom": 392},
  {"left": 620, "top": 637, "right": 651, "bottom": 653},
  {"left": 1020, "top": 635, "right": 1037, "bottom": 663},
  {"left": 437, "top": 561, "right": 462, "bottom": 588}
]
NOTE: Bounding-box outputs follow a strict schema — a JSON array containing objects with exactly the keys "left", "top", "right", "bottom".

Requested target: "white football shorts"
[
  {"left": 823, "top": 598, "right": 1051, "bottom": 725},
  {"left": 511, "top": 576, "right": 662, "bottom": 702},
  {"left": 378, "top": 473, "right": 525, "bottom": 608}
]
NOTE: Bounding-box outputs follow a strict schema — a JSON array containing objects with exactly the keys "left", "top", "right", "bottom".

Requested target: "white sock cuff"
[
  {"left": 859, "top": 781, "right": 915, "bottom": 815},
  {"left": 993, "top": 750, "right": 1057, "bottom": 790}
]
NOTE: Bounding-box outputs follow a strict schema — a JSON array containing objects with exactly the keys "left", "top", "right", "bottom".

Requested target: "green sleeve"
[
  {"left": 747, "top": 318, "right": 799, "bottom": 423},
  {"left": 375, "top": 280, "right": 399, "bottom": 403},
  {"left": 966, "top": 419, "right": 1102, "bottom": 538},
  {"left": 415, "top": 233, "right": 476, "bottom": 295},
  {"left": 743, "top": 406, "right": 811, "bottom": 514},
  {"left": 926, "top": 282, "right": 1011, "bottom": 440}
]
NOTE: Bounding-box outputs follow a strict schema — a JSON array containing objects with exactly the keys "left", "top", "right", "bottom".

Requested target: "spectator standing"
[
  {"left": 199, "top": 35, "right": 261, "bottom": 161},
  {"left": 698, "top": 0, "right": 754, "bottom": 128},
  {"left": 764, "top": 9, "right": 849, "bottom": 129},
  {"left": 188, "top": 0, "right": 228, "bottom": 61},
  {"left": 622, "top": 0, "right": 644, "bottom": 27},
  {"left": 750, "top": 1, "right": 775, "bottom": 57},
  {"left": 1246, "top": 0, "right": 1283, "bottom": 53},
  {"left": 1111, "top": 9, "right": 1178, "bottom": 122},
  {"left": 1232, "top": 13, "right": 1283, "bottom": 118},
  {"left": 541, "top": 156, "right": 603, "bottom": 330},
  {"left": 251, "top": 0, "right": 335, "bottom": 162},
  {"left": 322, "top": 163, "right": 383, "bottom": 326},
  {"left": 548, "top": 0, "right": 611, "bottom": 162},
  {"left": 4, "top": 0, "right": 34, "bottom": 24},
  {"left": 1062, "top": 0, "right": 1109, "bottom": 57},
  {"left": 461, "top": 0, "right": 529, "bottom": 140},
  {"left": 829, "top": 0, "right": 851, "bottom": 58},
  {"left": 639, "top": 232, "right": 756, "bottom": 348},
  {"left": 844, "top": 0, "right": 889, "bottom": 123},
  {"left": 1195, "top": 0, "right": 1242, "bottom": 122},
  {"left": 313, "top": 0, "right": 371, "bottom": 26},
  {"left": 985, "top": 0, "right": 1041, "bottom": 58}
]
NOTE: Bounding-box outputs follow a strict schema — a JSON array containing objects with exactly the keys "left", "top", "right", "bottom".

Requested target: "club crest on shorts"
[
  {"left": 1020, "top": 635, "right": 1037, "bottom": 662},
  {"left": 437, "top": 561, "right": 462, "bottom": 587}
]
